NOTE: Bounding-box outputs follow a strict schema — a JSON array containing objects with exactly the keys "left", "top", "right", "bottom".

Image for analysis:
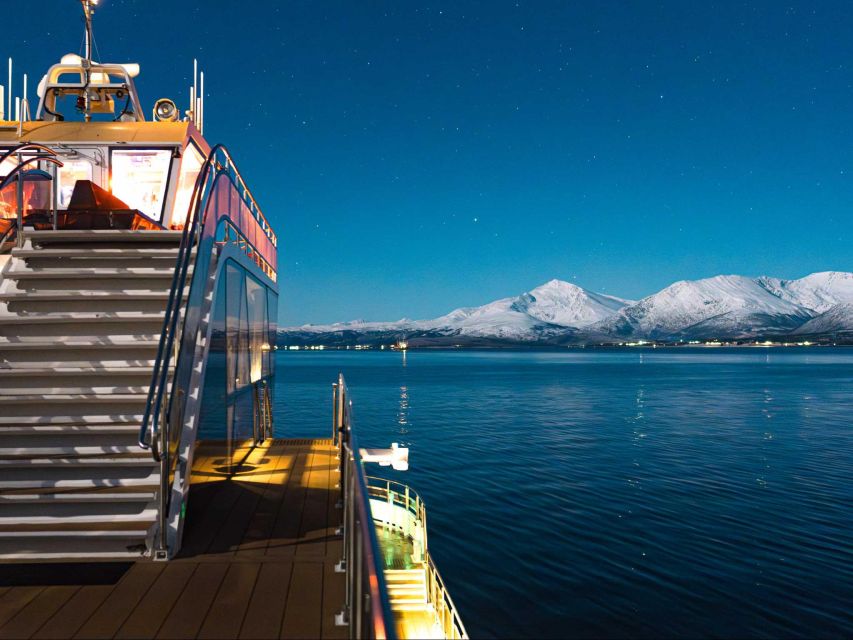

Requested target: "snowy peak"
[
  {"left": 758, "top": 271, "right": 853, "bottom": 313},
  {"left": 426, "top": 280, "right": 629, "bottom": 339},
  {"left": 794, "top": 302, "right": 853, "bottom": 335},
  {"left": 513, "top": 280, "right": 631, "bottom": 327},
  {"left": 280, "top": 271, "right": 853, "bottom": 344},
  {"left": 590, "top": 274, "right": 813, "bottom": 339}
]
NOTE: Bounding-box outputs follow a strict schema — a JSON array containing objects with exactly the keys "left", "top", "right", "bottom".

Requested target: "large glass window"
[
  {"left": 170, "top": 143, "right": 205, "bottom": 229},
  {"left": 110, "top": 149, "right": 171, "bottom": 220},
  {"left": 57, "top": 159, "right": 94, "bottom": 209}
]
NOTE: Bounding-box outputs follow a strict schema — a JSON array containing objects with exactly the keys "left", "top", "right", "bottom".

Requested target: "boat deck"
[{"left": 0, "top": 438, "right": 346, "bottom": 640}]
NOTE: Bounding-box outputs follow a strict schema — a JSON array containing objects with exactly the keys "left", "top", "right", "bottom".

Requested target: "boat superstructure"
[{"left": 0, "top": 2, "right": 466, "bottom": 638}]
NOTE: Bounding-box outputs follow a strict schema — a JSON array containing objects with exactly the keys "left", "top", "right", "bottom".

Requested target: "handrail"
[
  {"left": 425, "top": 551, "right": 468, "bottom": 640},
  {"left": 335, "top": 374, "right": 398, "bottom": 640},
  {"left": 366, "top": 477, "right": 467, "bottom": 639},
  {"left": 0, "top": 145, "right": 63, "bottom": 249},
  {"left": 138, "top": 143, "right": 278, "bottom": 557}
]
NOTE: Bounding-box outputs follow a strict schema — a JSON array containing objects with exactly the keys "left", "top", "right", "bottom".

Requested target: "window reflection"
[
  {"left": 111, "top": 149, "right": 171, "bottom": 220},
  {"left": 170, "top": 144, "right": 204, "bottom": 229},
  {"left": 57, "top": 160, "right": 94, "bottom": 209}
]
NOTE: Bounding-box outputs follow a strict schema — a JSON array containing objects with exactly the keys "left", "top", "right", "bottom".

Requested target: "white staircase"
[
  {"left": 385, "top": 567, "right": 430, "bottom": 612},
  {"left": 0, "top": 230, "right": 182, "bottom": 561}
]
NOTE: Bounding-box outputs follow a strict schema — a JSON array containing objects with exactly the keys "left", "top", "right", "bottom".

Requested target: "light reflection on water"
[{"left": 275, "top": 348, "right": 853, "bottom": 638}]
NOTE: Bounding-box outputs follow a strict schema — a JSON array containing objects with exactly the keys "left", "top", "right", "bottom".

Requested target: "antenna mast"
[{"left": 80, "top": 0, "right": 98, "bottom": 121}]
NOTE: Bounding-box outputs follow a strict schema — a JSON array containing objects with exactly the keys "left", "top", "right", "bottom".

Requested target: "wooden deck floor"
[{"left": 0, "top": 439, "right": 346, "bottom": 640}]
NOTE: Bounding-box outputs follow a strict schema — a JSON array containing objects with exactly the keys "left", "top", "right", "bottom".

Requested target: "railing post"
[
  {"left": 15, "top": 151, "right": 23, "bottom": 248},
  {"left": 332, "top": 383, "right": 338, "bottom": 445}
]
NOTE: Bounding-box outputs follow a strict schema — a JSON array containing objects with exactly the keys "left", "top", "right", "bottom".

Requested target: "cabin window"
[
  {"left": 110, "top": 149, "right": 172, "bottom": 220},
  {"left": 170, "top": 143, "right": 205, "bottom": 229},
  {"left": 57, "top": 160, "right": 94, "bottom": 209}
]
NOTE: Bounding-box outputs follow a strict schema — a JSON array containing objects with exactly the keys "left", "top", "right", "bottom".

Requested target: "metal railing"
[
  {"left": 334, "top": 374, "right": 398, "bottom": 640},
  {"left": 138, "top": 143, "right": 277, "bottom": 558},
  {"left": 425, "top": 552, "right": 468, "bottom": 640},
  {"left": 366, "top": 477, "right": 468, "bottom": 640},
  {"left": 366, "top": 476, "right": 428, "bottom": 559},
  {"left": 0, "top": 144, "right": 63, "bottom": 247}
]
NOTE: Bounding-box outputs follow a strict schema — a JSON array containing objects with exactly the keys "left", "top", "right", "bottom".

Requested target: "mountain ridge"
[{"left": 282, "top": 272, "right": 853, "bottom": 346}]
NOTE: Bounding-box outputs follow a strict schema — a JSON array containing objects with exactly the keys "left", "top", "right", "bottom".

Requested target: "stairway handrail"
[
  {"left": 138, "top": 143, "right": 277, "bottom": 459},
  {"left": 138, "top": 143, "right": 277, "bottom": 558}
]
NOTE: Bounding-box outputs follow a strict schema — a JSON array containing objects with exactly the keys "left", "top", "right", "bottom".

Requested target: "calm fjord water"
[{"left": 274, "top": 349, "right": 852, "bottom": 639}]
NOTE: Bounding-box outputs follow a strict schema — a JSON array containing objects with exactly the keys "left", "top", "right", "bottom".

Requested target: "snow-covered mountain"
[
  {"left": 793, "top": 303, "right": 853, "bottom": 335},
  {"left": 285, "top": 280, "right": 630, "bottom": 344},
  {"left": 757, "top": 272, "right": 853, "bottom": 314},
  {"left": 588, "top": 275, "right": 814, "bottom": 340},
  {"left": 281, "top": 272, "right": 853, "bottom": 345}
]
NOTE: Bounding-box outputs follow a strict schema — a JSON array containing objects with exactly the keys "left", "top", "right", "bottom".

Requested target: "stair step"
[
  {"left": 0, "top": 445, "right": 147, "bottom": 458},
  {"left": 1, "top": 394, "right": 149, "bottom": 403},
  {"left": 0, "top": 312, "right": 165, "bottom": 325},
  {"left": 0, "top": 385, "right": 150, "bottom": 396},
  {"left": 0, "top": 340, "right": 159, "bottom": 349},
  {"left": 0, "top": 291, "right": 171, "bottom": 301},
  {"left": 5, "top": 267, "right": 175, "bottom": 279},
  {"left": 27, "top": 230, "right": 183, "bottom": 243},
  {"left": 0, "top": 492, "right": 155, "bottom": 503},
  {"left": 0, "top": 477, "right": 157, "bottom": 491},
  {"left": 0, "top": 416, "right": 143, "bottom": 426},
  {"left": 389, "top": 601, "right": 431, "bottom": 611},
  {"left": 0, "top": 456, "right": 155, "bottom": 468},
  {"left": 0, "top": 424, "right": 140, "bottom": 434},
  {"left": 0, "top": 505, "right": 157, "bottom": 526},
  {"left": 385, "top": 569, "right": 427, "bottom": 578},
  {"left": 11, "top": 248, "right": 180, "bottom": 258},
  {"left": 0, "top": 367, "right": 154, "bottom": 376}
]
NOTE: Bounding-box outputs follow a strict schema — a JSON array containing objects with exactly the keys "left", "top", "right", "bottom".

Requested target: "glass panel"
[
  {"left": 57, "top": 159, "right": 94, "bottom": 209},
  {"left": 0, "top": 183, "right": 16, "bottom": 220},
  {"left": 110, "top": 149, "right": 171, "bottom": 220},
  {"left": 0, "top": 178, "right": 51, "bottom": 219},
  {"left": 198, "top": 274, "right": 228, "bottom": 440},
  {"left": 226, "top": 263, "right": 244, "bottom": 396},
  {"left": 170, "top": 143, "right": 205, "bottom": 229},
  {"left": 246, "top": 275, "right": 266, "bottom": 384}
]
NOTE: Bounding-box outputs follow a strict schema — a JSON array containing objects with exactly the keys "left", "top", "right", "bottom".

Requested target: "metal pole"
[
  {"left": 332, "top": 383, "right": 338, "bottom": 443},
  {"left": 81, "top": 1, "right": 94, "bottom": 121},
  {"left": 15, "top": 152, "right": 23, "bottom": 248}
]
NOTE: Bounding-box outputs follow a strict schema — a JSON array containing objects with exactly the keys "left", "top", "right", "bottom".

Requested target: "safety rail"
[
  {"left": 139, "top": 143, "right": 277, "bottom": 558},
  {"left": 0, "top": 144, "right": 64, "bottom": 247},
  {"left": 334, "top": 374, "right": 398, "bottom": 640},
  {"left": 365, "top": 477, "right": 468, "bottom": 640},
  {"left": 425, "top": 552, "right": 468, "bottom": 640},
  {"left": 366, "top": 476, "right": 428, "bottom": 558}
]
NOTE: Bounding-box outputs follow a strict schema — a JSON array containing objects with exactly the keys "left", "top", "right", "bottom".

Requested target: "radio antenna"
[{"left": 80, "top": 0, "right": 98, "bottom": 121}]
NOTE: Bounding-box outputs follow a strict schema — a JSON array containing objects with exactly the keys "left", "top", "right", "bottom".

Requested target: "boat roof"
[{"left": 0, "top": 120, "right": 196, "bottom": 146}]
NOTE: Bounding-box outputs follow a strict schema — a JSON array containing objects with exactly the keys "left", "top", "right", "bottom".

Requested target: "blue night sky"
[{"left": 6, "top": 1, "right": 852, "bottom": 324}]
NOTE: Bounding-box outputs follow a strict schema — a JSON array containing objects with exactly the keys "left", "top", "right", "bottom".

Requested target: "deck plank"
[
  {"left": 73, "top": 563, "right": 164, "bottom": 639},
  {"left": 296, "top": 444, "right": 333, "bottom": 557},
  {"left": 235, "top": 445, "right": 296, "bottom": 557},
  {"left": 32, "top": 586, "right": 112, "bottom": 640},
  {"left": 238, "top": 563, "right": 292, "bottom": 640},
  {"left": 0, "top": 586, "right": 78, "bottom": 640},
  {"left": 113, "top": 563, "right": 196, "bottom": 639},
  {"left": 280, "top": 562, "right": 323, "bottom": 639},
  {"left": 266, "top": 449, "right": 310, "bottom": 557},
  {"left": 205, "top": 442, "right": 285, "bottom": 556},
  {"left": 0, "top": 588, "right": 44, "bottom": 631},
  {"left": 321, "top": 561, "right": 347, "bottom": 640},
  {"left": 196, "top": 562, "right": 260, "bottom": 640},
  {"left": 0, "top": 439, "right": 347, "bottom": 640},
  {"left": 155, "top": 563, "right": 228, "bottom": 639}
]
